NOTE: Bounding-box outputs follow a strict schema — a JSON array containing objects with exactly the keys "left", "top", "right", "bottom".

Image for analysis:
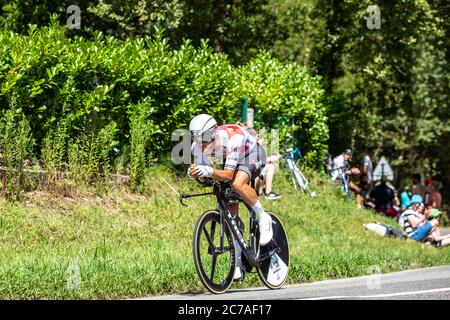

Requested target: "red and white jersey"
[{"left": 192, "top": 125, "right": 258, "bottom": 169}]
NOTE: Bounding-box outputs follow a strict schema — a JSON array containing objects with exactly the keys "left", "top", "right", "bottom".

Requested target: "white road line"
[{"left": 300, "top": 287, "right": 450, "bottom": 300}]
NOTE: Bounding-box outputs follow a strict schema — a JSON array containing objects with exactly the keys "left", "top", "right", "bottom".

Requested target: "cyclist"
[{"left": 187, "top": 114, "right": 273, "bottom": 280}]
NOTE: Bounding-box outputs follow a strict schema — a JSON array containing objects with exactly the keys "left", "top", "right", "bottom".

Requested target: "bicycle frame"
[
  {"left": 180, "top": 182, "right": 278, "bottom": 268},
  {"left": 327, "top": 163, "right": 352, "bottom": 198},
  {"left": 340, "top": 172, "right": 349, "bottom": 194}
]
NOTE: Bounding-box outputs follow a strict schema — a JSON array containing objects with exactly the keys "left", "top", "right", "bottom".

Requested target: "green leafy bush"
[
  {"left": 0, "top": 17, "right": 328, "bottom": 191},
  {"left": 0, "top": 104, "right": 35, "bottom": 200},
  {"left": 224, "top": 52, "right": 329, "bottom": 165}
]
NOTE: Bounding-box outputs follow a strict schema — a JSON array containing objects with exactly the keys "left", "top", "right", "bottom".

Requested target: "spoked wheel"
[
  {"left": 193, "top": 210, "right": 236, "bottom": 294},
  {"left": 255, "top": 212, "right": 290, "bottom": 289}
]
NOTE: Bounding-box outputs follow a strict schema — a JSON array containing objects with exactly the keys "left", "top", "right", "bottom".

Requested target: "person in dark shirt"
[{"left": 370, "top": 175, "right": 395, "bottom": 215}]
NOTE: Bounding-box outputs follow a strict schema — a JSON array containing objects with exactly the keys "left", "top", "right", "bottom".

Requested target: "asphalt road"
[{"left": 145, "top": 265, "right": 450, "bottom": 300}]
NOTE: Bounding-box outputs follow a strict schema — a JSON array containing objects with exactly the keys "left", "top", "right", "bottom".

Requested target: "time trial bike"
[{"left": 179, "top": 179, "right": 290, "bottom": 294}]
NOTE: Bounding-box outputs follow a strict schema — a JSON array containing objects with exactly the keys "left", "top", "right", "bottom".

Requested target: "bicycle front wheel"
[
  {"left": 255, "top": 212, "right": 290, "bottom": 289},
  {"left": 193, "top": 210, "right": 236, "bottom": 294}
]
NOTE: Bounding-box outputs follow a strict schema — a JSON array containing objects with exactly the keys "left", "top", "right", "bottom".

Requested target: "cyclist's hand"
[
  {"left": 187, "top": 164, "right": 198, "bottom": 180},
  {"left": 187, "top": 167, "right": 195, "bottom": 180},
  {"left": 193, "top": 165, "right": 214, "bottom": 178}
]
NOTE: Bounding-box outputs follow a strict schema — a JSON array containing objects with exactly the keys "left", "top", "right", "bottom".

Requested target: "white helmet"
[{"left": 189, "top": 114, "right": 217, "bottom": 143}]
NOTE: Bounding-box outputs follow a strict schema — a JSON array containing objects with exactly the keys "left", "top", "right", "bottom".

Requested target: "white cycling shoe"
[
  {"left": 233, "top": 266, "right": 243, "bottom": 280},
  {"left": 233, "top": 239, "right": 244, "bottom": 281},
  {"left": 258, "top": 212, "right": 273, "bottom": 246}
]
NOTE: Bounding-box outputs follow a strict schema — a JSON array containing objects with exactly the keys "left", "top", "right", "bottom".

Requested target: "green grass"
[{"left": 0, "top": 166, "right": 449, "bottom": 299}]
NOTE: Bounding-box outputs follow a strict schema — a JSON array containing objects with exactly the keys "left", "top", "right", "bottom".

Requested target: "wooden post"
[{"left": 247, "top": 108, "right": 254, "bottom": 128}]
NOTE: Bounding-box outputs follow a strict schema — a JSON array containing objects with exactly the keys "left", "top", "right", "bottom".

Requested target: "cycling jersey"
[{"left": 191, "top": 124, "right": 265, "bottom": 179}]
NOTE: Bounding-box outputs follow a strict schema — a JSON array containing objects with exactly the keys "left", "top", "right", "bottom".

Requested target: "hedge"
[{"left": 0, "top": 16, "right": 328, "bottom": 184}]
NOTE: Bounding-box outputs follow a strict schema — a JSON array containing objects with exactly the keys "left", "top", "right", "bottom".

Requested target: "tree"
[{"left": 309, "top": 0, "right": 449, "bottom": 188}]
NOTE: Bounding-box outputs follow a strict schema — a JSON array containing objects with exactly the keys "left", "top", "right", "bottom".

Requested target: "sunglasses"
[{"left": 191, "top": 127, "right": 216, "bottom": 143}]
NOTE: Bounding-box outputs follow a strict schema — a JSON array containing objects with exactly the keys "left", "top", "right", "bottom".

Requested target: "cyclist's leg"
[
  {"left": 230, "top": 145, "right": 272, "bottom": 245},
  {"left": 230, "top": 143, "right": 265, "bottom": 206},
  {"left": 231, "top": 171, "right": 258, "bottom": 204},
  {"left": 231, "top": 172, "right": 271, "bottom": 244}
]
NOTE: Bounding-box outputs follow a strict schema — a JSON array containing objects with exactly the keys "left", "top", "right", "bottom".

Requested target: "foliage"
[
  {"left": 225, "top": 52, "right": 329, "bottom": 166},
  {"left": 129, "top": 101, "right": 154, "bottom": 191},
  {"left": 0, "top": 18, "right": 327, "bottom": 193},
  {"left": 1, "top": 1, "right": 448, "bottom": 199},
  {"left": 0, "top": 102, "right": 35, "bottom": 200},
  {"left": 0, "top": 0, "right": 278, "bottom": 64},
  {"left": 308, "top": 0, "right": 449, "bottom": 192}
]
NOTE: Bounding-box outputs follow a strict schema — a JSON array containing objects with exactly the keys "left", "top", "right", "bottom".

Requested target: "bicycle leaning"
[
  {"left": 283, "top": 148, "right": 316, "bottom": 197},
  {"left": 179, "top": 179, "right": 290, "bottom": 294}
]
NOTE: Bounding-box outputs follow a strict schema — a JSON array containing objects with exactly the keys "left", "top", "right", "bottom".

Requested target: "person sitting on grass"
[
  {"left": 423, "top": 207, "right": 450, "bottom": 247},
  {"left": 330, "top": 148, "right": 362, "bottom": 206},
  {"left": 358, "top": 173, "right": 373, "bottom": 209},
  {"left": 370, "top": 175, "right": 395, "bottom": 216},
  {"left": 401, "top": 195, "right": 443, "bottom": 243},
  {"left": 400, "top": 186, "right": 413, "bottom": 212},
  {"left": 247, "top": 128, "right": 282, "bottom": 200}
]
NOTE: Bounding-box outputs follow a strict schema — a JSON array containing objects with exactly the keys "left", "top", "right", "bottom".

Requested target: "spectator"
[
  {"left": 430, "top": 180, "right": 443, "bottom": 209},
  {"left": 330, "top": 149, "right": 361, "bottom": 180},
  {"left": 259, "top": 154, "right": 283, "bottom": 200},
  {"left": 330, "top": 149, "right": 351, "bottom": 180},
  {"left": 400, "top": 187, "right": 413, "bottom": 211},
  {"left": 423, "top": 178, "right": 433, "bottom": 206},
  {"left": 401, "top": 195, "right": 443, "bottom": 243},
  {"left": 394, "top": 189, "right": 400, "bottom": 207},
  {"left": 247, "top": 128, "right": 282, "bottom": 200},
  {"left": 390, "top": 189, "right": 401, "bottom": 217},
  {"left": 411, "top": 173, "right": 425, "bottom": 198},
  {"left": 424, "top": 207, "right": 450, "bottom": 247},
  {"left": 358, "top": 174, "right": 373, "bottom": 208},
  {"left": 330, "top": 148, "right": 362, "bottom": 206},
  {"left": 370, "top": 175, "right": 396, "bottom": 216}
]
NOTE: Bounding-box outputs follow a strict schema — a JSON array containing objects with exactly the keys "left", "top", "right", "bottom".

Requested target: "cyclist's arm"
[
  {"left": 190, "top": 165, "right": 235, "bottom": 181},
  {"left": 189, "top": 142, "right": 236, "bottom": 181},
  {"left": 212, "top": 137, "right": 246, "bottom": 181},
  {"left": 191, "top": 142, "right": 212, "bottom": 166},
  {"left": 211, "top": 168, "right": 235, "bottom": 181}
]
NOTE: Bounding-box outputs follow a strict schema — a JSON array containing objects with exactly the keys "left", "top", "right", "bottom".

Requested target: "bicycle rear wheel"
[
  {"left": 193, "top": 210, "right": 235, "bottom": 294},
  {"left": 255, "top": 212, "right": 290, "bottom": 289}
]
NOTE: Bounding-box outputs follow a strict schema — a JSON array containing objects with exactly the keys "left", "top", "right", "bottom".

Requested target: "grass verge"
[{"left": 0, "top": 166, "right": 448, "bottom": 299}]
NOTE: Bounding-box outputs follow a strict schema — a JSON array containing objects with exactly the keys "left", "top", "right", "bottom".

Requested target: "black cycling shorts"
[{"left": 235, "top": 143, "right": 267, "bottom": 182}]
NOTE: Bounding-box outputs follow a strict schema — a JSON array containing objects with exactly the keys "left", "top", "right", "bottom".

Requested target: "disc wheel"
[{"left": 255, "top": 212, "right": 290, "bottom": 289}]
